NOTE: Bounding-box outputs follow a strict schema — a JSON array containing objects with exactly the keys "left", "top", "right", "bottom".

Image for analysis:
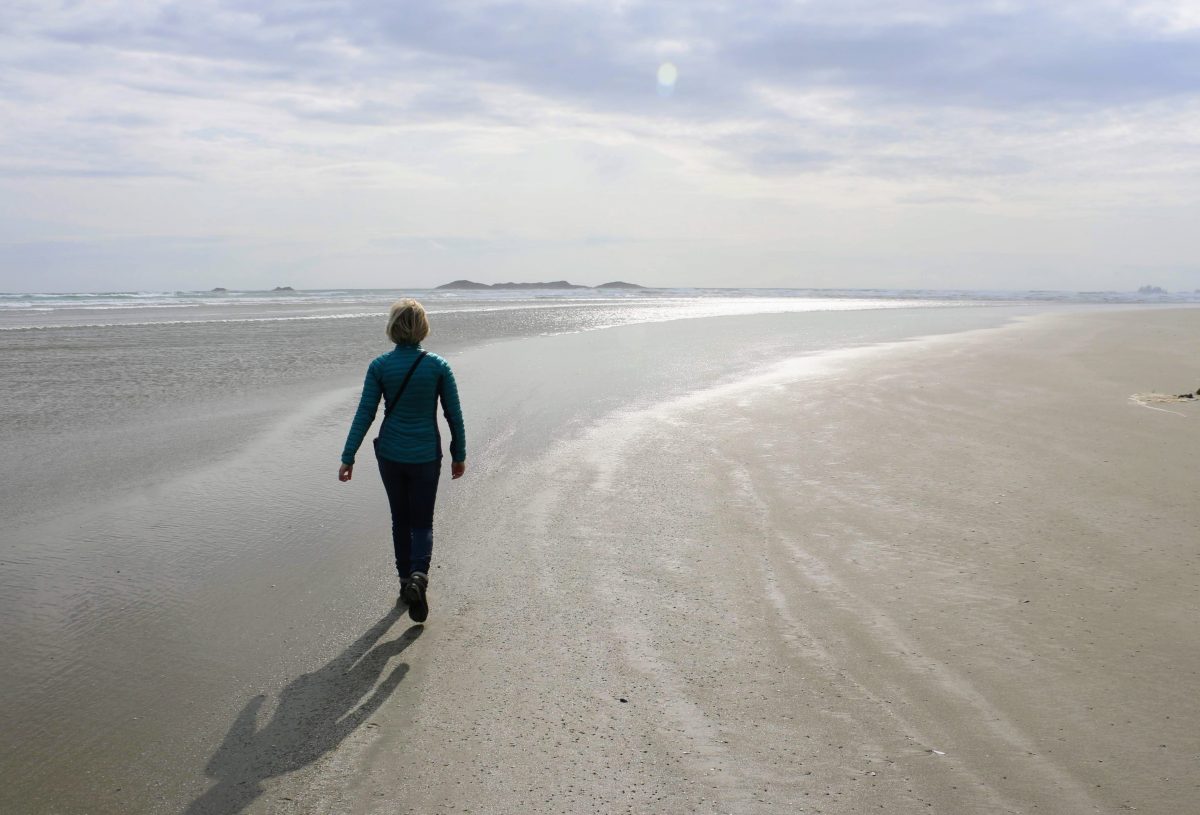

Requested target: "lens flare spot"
[{"left": 656, "top": 62, "right": 678, "bottom": 95}]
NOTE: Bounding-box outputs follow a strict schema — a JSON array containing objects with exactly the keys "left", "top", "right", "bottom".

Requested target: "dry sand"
[{"left": 223, "top": 308, "right": 1199, "bottom": 814}]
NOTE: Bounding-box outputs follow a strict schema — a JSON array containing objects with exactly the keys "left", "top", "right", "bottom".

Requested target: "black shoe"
[
  {"left": 404, "top": 572, "right": 429, "bottom": 622},
  {"left": 398, "top": 577, "right": 410, "bottom": 607}
]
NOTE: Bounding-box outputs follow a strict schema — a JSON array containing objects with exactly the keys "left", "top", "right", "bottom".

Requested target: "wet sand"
[
  {"left": 5, "top": 306, "right": 1198, "bottom": 814},
  {"left": 317, "top": 308, "right": 1199, "bottom": 814},
  {"left": 2, "top": 305, "right": 1027, "bottom": 815}
]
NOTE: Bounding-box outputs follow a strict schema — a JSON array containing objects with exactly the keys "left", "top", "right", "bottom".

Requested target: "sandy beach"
[
  {"left": 339, "top": 307, "right": 1197, "bottom": 815},
  {"left": 4, "top": 304, "right": 1198, "bottom": 814},
  {"left": 179, "top": 306, "right": 1199, "bottom": 815}
]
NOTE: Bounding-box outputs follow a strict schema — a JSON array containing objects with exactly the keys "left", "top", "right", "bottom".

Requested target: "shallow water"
[{"left": 0, "top": 291, "right": 976, "bottom": 529}]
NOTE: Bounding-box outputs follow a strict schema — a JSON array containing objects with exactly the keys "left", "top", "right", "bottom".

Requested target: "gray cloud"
[
  {"left": 0, "top": 166, "right": 188, "bottom": 179},
  {"left": 7, "top": 0, "right": 1193, "bottom": 180},
  {"left": 721, "top": 138, "right": 840, "bottom": 173},
  {"left": 369, "top": 233, "right": 642, "bottom": 253},
  {"left": 2, "top": 1, "right": 1199, "bottom": 291},
  {"left": 725, "top": 8, "right": 1200, "bottom": 109},
  {"left": 103, "top": 4, "right": 1200, "bottom": 107},
  {"left": 13, "top": 2, "right": 1198, "bottom": 128},
  {"left": 72, "top": 111, "right": 161, "bottom": 128},
  {"left": 896, "top": 193, "right": 983, "bottom": 205}
]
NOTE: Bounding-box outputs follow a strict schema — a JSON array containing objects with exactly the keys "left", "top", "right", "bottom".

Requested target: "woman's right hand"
[
  {"left": 338, "top": 464, "right": 353, "bottom": 482},
  {"left": 451, "top": 460, "right": 466, "bottom": 479}
]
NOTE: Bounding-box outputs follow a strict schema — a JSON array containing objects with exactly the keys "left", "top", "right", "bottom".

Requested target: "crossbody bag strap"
[{"left": 383, "top": 351, "right": 429, "bottom": 417}]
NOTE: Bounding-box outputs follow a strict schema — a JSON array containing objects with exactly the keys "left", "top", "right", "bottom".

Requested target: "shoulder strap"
[{"left": 383, "top": 351, "right": 428, "bottom": 416}]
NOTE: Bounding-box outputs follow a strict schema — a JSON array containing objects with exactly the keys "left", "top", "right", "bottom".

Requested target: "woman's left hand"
[{"left": 338, "top": 464, "right": 353, "bottom": 482}]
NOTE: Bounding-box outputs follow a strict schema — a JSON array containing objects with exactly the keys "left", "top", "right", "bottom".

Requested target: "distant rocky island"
[
  {"left": 272, "top": 286, "right": 295, "bottom": 292},
  {"left": 436, "top": 279, "right": 645, "bottom": 290}
]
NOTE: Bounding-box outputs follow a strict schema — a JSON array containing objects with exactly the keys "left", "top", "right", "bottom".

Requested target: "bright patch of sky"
[{"left": 1, "top": 0, "right": 1198, "bottom": 292}]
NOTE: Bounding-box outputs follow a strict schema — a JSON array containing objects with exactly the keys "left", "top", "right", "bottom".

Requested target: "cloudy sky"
[{"left": 2, "top": 0, "right": 1199, "bottom": 292}]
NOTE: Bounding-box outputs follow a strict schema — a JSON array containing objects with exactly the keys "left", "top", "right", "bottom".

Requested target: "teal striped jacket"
[{"left": 341, "top": 345, "right": 466, "bottom": 465}]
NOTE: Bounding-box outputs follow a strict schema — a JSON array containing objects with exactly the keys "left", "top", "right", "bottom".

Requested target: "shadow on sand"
[{"left": 186, "top": 606, "right": 421, "bottom": 815}]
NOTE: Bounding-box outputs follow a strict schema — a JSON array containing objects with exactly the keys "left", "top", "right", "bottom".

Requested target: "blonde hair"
[{"left": 386, "top": 299, "right": 430, "bottom": 345}]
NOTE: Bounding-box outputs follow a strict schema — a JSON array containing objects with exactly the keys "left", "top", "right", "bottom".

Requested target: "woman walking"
[{"left": 339, "top": 299, "right": 466, "bottom": 622}]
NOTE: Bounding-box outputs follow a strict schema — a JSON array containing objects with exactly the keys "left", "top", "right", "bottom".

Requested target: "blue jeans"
[{"left": 374, "top": 444, "right": 440, "bottom": 578}]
